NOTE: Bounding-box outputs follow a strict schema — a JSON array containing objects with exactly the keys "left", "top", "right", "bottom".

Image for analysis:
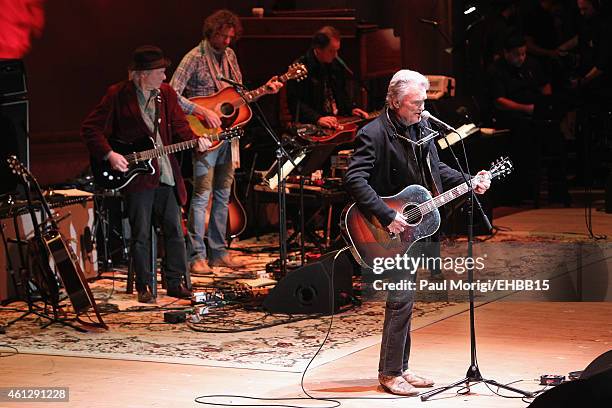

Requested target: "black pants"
[{"left": 125, "top": 185, "right": 187, "bottom": 292}]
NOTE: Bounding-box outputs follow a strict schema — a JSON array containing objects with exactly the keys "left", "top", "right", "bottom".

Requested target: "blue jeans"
[
  {"left": 378, "top": 270, "right": 416, "bottom": 376},
  {"left": 187, "top": 141, "right": 234, "bottom": 262}
]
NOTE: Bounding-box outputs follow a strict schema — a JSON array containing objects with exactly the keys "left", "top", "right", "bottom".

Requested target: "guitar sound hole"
[
  {"left": 403, "top": 204, "right": 422, "bottom": 226},
  {"left": 219, "top": 102, "right": 235, "bottom": 117}
]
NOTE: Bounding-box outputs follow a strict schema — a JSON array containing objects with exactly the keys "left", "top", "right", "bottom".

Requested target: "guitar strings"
[
  {"left": 398, "top": 167, "right": 501, "bottom": 224},
  {"left": 400, "top": 180, "right": 474, "bottom": 223},
  {"left": 122, "top": 130, "right": 238, "bottom": 164}
]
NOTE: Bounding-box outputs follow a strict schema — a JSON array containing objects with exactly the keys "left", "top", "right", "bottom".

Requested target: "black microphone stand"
[
  {"left": 419, "top": 121, "right": 532, "bottom": 401},
  {"left": 222, "top": 78, "right": 297, "bottom": 277}
]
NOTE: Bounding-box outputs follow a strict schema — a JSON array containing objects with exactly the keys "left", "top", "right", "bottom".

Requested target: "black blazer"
[
  {"left": 286, "top": 49, "right": 354, "bottom": 124},
  {"left": 344, "top": 110, "right": 466, "bottom": 227}
]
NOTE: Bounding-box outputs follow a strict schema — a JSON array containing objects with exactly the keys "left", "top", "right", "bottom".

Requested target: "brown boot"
[
  {"left": 402, "top": 369, "right": 434, "bottom": 387},
  {"left": 209, "top": 255, "right": 244, "bottom": 269},
  {"left": 190, "top": 259, "right": 214, "bottom": 275},
  {"left": 137, "top": 289, "right": 156, "bottom": 304},
  {"left": 378, "top": 373, "right": 419, "bottom": 396}
]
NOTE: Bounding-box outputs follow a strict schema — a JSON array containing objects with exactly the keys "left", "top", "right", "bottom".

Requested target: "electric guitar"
[
  {"left": 185, "top": 63, "right": 308, "bottom": 147},
  {"left": 91, "top": 127, "right": 242, "bottom": 190},
  {"left": 294, "top": 109, "right": 382, "bottom": 144},
  {"left": 341, "top": 157, "right": 513, "bottom": 269}
]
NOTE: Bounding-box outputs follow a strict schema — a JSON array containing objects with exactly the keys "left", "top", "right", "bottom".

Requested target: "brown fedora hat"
[{"left": 129, "top": 45, "right": 171, "bottom": 71}]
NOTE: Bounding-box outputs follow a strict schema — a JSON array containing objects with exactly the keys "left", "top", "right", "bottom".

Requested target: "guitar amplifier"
[
  {"left": 0, "top": 59, "right": 27, "bottom": 98},
  {"left": 0, "top": 192, "right": 97, "bottom": 303}
]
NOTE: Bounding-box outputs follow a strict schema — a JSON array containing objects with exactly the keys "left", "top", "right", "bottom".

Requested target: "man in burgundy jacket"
[{"left": 81, "top": 45, "right": 210, "bottom": 303}]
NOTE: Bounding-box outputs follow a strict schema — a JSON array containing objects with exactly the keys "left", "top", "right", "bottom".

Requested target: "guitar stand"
[
  {"left": 2, "top": 219, "right": 88, "bottom": 333},
  {"left": 4, "top": 156, "right": 107, "bottom": 332},
  {"left": 420, "top": 126, "right": 532, "bottom": 401}
]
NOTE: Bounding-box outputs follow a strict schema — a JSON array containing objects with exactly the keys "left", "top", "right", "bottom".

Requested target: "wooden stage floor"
[{"left": 1, "top": 208, "right": 611, "bottom": 407}]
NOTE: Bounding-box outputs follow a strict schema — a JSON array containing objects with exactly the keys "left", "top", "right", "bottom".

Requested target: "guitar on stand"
[
  {"left": 293, "top": 109, "right": 382, "bottom": 144},
  {"left": 6, "top": 156, "right": 107, "bottom": 331},
  {"left": 341, "top": 157, "right": 513, "bottom": 268}
]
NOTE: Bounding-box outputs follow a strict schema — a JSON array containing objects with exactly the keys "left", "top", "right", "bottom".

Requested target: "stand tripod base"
[
  {"left": 419, "top": 365, "right": 534, "bottom": 401},
  {"left": 6, "top": 305, "right": 89, "bottom": 333}
]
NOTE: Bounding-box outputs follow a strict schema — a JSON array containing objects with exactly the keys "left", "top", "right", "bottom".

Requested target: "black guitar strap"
[{"left": 153, "top": 90, "right": 161, "bottom": 138}]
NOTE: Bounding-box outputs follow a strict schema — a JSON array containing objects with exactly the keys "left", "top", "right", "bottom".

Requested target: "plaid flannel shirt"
[{"left": 170, "top": 41, "right": 242, "bottom": 114}]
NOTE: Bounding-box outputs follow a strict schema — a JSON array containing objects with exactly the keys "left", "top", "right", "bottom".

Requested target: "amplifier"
[
  {"left": 0, "top": 59, "right": 27, "bottom": 98},
  {"left": 0, "top": 192, "right": 97, "bottom": 303}
]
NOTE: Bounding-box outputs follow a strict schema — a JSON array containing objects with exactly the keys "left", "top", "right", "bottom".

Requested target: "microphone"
[
  {"left": 216, "top": 74, "right": 245, "bottom": 89},
  {"left": 421, "top": 110, "right": 456, "bottom": 131},
  {"left": 335, "top": 55, "right": 354, "bottom": 77}
]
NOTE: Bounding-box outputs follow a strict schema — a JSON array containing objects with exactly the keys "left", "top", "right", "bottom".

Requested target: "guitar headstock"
[
  {"left": 6, "top": 155, "right": 31, "bottom": 181},
  {"left": 283, "top": 63, "right": 308, "bottom": 82},
  {"left": 489, "top": 156, "right": 513, "bottom": 179},
  {"left": 219, "top": 127, "right": 244, "bottom": 141}
]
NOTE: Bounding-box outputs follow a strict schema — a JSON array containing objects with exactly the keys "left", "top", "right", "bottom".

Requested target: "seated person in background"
[
  {"left": 487, "top": 34, "right": 569, "bottom": 206},
  {"left": 557, "top": 0, "right": 612, "bottom": 186},
  {"left": 482, "top": 0, "right": 521, "bottom": 66},
  {"left": 523, "top": 0, "right": 578, "bottom": 88},
  {"left": 286, "top": 26, "right": 368, "bottom": 130},
  {"left": 558, "top": 0, "right": 611, "bottom": 99},
  {"left": 488, "top": 34, "right": 552, "bottom": 123}
]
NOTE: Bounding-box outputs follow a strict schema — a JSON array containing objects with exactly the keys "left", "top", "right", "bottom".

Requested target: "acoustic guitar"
[
  {"left": 341, "top": 157, "right": 513, "bottom": 269},
  {"left": 7, "top": 156, "right": 107, "bottom": 328},
  {"left": 185, "top": 63, "right": 308, "bottom": 147}
]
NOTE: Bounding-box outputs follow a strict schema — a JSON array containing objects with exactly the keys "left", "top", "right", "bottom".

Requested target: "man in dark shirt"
[
  {"left": 559, "top": 0, "right": 612, "bottom": 100},
  {"left": 344, "top": 69, "right": 490, "bottom": 396},
  {"left": 489, "top": 34, "right": 552, "bottom": 124},
  {"left": 488, "top": 34, "right": 569, "bottom": 205},
  {"left": 286, "top": 26, "right": 368, "bottom": 130}
]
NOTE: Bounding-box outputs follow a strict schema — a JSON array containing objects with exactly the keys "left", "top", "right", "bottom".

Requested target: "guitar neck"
[
  {"left": 242, "top": 72, "right": 293, "bottom": 103},
  {"left": 339, "top": 109, "right": 382, "bottom": 126},
  {"left": 418, "top": 176, "right": 483, "bottom": 216},
  {"left": 127, "top": 134, "right": 228, "bottom": 163}
]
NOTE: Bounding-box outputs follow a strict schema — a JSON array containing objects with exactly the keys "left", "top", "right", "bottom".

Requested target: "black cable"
[
  {"left": 194, "top": 247, "right": 427, "bottom": 407},
  {"left": 0, "top": 344, "right": 19, "bottom": 357},
  {"left": 187, "top": 310, "right": 324, "bottom": 333}
]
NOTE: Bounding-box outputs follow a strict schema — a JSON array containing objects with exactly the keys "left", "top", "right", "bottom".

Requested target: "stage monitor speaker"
[
  {"left": 0, "top": 98, "right": 29, "bottom": 195},
  {"left": 263, "top": 249, "right": 355, "bottom": 315},
  {"left": 528, "top": 351, "right": 612, "bottom": 408},
  {"left": 580, "top": 350, "right": 612, "bottom": 379}
]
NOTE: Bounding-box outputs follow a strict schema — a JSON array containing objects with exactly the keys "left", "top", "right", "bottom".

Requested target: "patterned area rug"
[
  {"left": 1, "top": 232, "right": 608, "bottom": 371},
  {"left": 0, "top": 234, "right": 465, "bottom": 372}
]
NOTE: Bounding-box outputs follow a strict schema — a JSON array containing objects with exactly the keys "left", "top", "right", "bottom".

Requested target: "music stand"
[{"left": 292, "top": 143, "right": 338, "bottom": 262}]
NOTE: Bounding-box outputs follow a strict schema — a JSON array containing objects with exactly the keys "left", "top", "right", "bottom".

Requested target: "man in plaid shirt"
[{"left": 171, "top": 9, "right": 282, "bottom": 274}]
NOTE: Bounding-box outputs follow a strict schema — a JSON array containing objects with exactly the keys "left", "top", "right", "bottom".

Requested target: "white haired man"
[
  {"left": 344, "top": 69, "right": 490, "bottom": 395},
  {"left": 82, "top": 45, "right": 211, "bottom": 303}
]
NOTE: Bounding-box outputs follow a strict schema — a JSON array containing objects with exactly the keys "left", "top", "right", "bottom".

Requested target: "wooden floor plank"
[{"left": 1, "top": 301, "right": 610, "bottom": 407}]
